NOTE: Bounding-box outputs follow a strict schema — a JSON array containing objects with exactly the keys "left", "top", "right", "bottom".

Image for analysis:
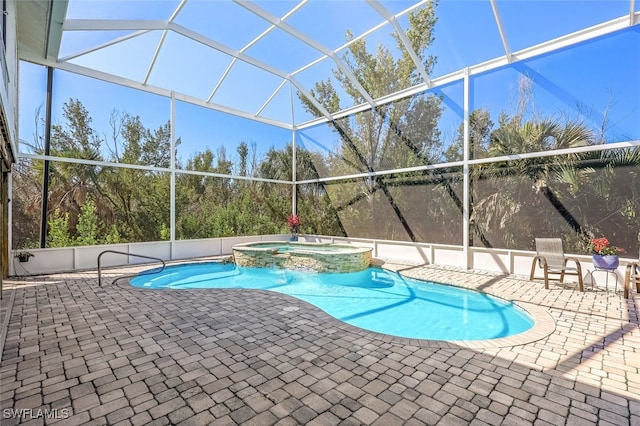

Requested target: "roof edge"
[{"left": 45, "top": 0, "right": 69, "bottom": 60}]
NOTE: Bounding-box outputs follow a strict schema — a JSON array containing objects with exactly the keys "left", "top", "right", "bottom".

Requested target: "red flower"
[
  {"left": 287, "top": 214, "right": 300, "bottom": 232},
  {"left": 588, "top": 237, "right": 625, "bottom": 255}
]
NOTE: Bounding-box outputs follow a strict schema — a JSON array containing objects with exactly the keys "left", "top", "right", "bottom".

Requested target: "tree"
[
  {"left": 75, "top": 199, "right": 100, "bottom": 246},
  {"left": 42, "top": 99, "right": 105, "bottom": 233},
  {"left": 47, "top": 209, "right": 72, "bottom": 248},
  {"left": 98, "top": 113, "right": 175, "bottom": 242},
  {"left": 470, "top": 100, "right": 598, "bottom": 250},
  {"left": 237, "top": 142, "right": 249, "bottom": 177},
  {"left": 11, "top": 159, "right": 43, "bottom": 248},
  {"left": 444, "top": 108, "right": 494, "bottom": 162},
  {"left": 300, "top": 5, "right": 442, "bottom": 173},
  {"left": 296, "top": 4, "right": 444, "bottom": 242}
]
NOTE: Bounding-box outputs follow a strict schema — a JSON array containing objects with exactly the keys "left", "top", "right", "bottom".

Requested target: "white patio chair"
[
  {"left": 529, "top": 238, "right": 584, "bottom": 292},
  {"left": 624, "top": 247, "right": 640, "bottom": 299}
]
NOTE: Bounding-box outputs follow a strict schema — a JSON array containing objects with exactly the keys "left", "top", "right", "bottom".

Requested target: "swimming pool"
[{"left": 130, "top": 262, "right": 534, "bottom": 341}]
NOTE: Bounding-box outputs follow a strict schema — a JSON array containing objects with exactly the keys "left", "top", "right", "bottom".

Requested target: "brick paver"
[{"left": 0, "top": 259, "right": 638, "bottom": 425}]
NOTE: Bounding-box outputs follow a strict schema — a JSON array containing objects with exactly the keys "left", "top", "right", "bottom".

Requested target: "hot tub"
[{"left": 232, "top": 241, "right": 372, "bottom": 272}]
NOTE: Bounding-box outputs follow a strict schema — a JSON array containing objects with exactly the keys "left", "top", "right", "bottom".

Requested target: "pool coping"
[{"left": 121, "top": 260, "right": 556, "bottom": 350}]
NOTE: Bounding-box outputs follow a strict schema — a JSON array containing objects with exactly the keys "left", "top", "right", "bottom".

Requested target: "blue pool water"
[{"left": 130, "top": 263, "right": 534, "bottom": 341}]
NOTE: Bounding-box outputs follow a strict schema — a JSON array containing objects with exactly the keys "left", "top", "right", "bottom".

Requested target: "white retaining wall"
[
  {"left": 297, "top": 235, "right": 632, "bottom": 290},
  {"left": 9, "top": 235, "right": 288, "bottom": 276},
  {"left": 9, "top": 234, "right": 633, "bottom": 290}
]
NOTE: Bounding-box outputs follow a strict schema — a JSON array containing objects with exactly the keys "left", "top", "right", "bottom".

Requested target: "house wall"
[{"left": 0, "top": 0, "right": 19, "bottom": 289}]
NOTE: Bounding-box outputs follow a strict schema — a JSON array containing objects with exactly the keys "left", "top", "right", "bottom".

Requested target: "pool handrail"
[{"left": 97, "top": 250, "right": 166, "bottom": 287}]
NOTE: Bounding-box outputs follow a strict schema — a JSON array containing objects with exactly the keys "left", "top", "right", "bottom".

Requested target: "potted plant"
[
  {"left": 287, "top": 214, "right": 300, "bottom": 241},
  {"left": 588, "top": 237, "right": 624, "bottom": 270},
  {"left": 15, "top": 251, "right": 34, "bottom": 263}
]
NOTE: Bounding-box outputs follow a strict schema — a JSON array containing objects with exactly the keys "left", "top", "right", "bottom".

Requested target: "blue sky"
[{"left": 18, "top": 1, "right": 640, "bottom": 167}]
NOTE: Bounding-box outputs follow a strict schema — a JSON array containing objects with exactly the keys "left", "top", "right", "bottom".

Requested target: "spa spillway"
[{"left": 232, "top": 241, "right": 373, "bottom": 273}]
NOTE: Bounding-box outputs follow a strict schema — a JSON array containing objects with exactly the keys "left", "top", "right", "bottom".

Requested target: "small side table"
[{"left": 588, "top": 267, "right": 619, "bottom": 292}]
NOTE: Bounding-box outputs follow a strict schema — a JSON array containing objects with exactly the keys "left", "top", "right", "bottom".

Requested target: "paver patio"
[{"left": 0, "top": 259, "right": 638, "bottom": 425}]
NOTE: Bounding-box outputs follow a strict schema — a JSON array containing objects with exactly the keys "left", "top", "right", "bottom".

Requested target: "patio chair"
[
  {"left": 530, "top": 238, "right": 584, "bottom": 292},
  {"left": 624, "top": 247, "right": 640, "bottom": 299}
]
